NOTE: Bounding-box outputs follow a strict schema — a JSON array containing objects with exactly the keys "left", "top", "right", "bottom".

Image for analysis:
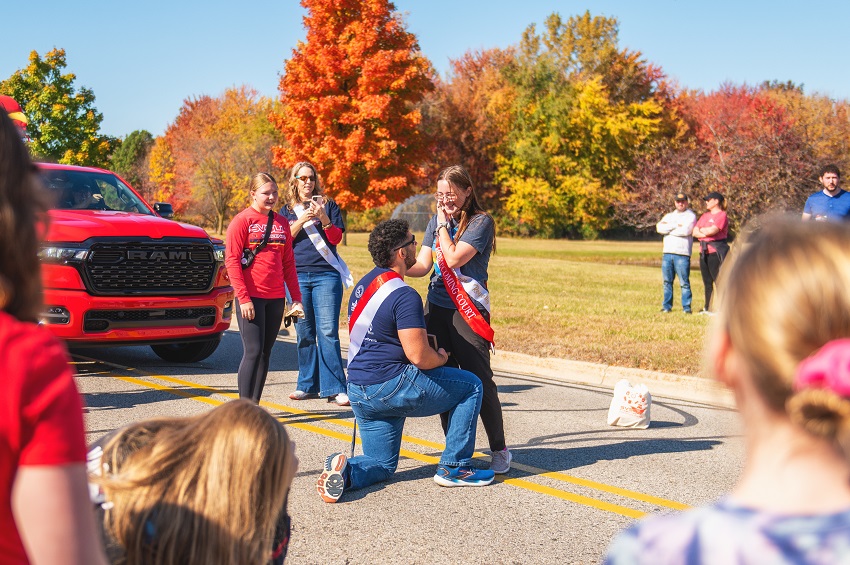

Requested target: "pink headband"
[{"left": 794, "top": 338, "right": 850, "bottom": 397}]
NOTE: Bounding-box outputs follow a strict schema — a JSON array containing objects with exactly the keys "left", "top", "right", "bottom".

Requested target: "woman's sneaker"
[
  {"left": 317, "top": 453, "right": 348, "bottom": 503},
  {"left": 289, "top": 390, "right": 318, "bottom": 400},
  {"left": 329, "top": 392, "right": 350, "bottom": 406},
  {"left": 433, "top": 465, "right": 495, "bottom": 487},
  {"left": 489, "top": 448, "right": 512, "bottom": 474}
]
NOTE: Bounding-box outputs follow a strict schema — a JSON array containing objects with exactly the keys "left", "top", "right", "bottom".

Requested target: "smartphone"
[
  {"left": 312, "top": 194, "right": 326, "bottom": 207},
  {"left": 427, "top": 334, "right": 438, "bottom": 350}
]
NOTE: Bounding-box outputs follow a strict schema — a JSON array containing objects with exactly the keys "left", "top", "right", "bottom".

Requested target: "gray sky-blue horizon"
[{"left": 2, "top": 0, "right": 847, "bottom": 138}]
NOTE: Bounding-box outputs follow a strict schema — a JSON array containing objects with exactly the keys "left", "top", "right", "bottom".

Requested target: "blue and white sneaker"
[
  {"left": 433, "top": 465, "right": 495, "bottom": 487},
  {"left": 317, "top": 452, "right": 347, "bottom": 503}
]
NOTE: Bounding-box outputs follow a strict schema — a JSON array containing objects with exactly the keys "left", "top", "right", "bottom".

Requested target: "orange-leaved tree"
[{"left": 272, "top": 0, "right": 434, "bottom": 211}]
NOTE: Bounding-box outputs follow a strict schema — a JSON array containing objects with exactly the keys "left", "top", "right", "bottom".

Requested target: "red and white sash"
[
  {"left": 293, "top": 203, "right": 354, "bottom": 288},
  {"left": 347, "top": 271, "right": 407, "bottom": 364},
  {"left": 435, "top": 239, "right": 495, "bottom": 350}
]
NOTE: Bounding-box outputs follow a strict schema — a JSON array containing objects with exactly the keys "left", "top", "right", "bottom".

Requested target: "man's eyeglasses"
[
  {"left": 392, "top": 235, "right": 416, "bottom": 251},
  {"left": 296, "top": 175, "right": 315, "bottom": 183},
  {"left": 434, "top": 193, "right": 457, "bottom": 203}
]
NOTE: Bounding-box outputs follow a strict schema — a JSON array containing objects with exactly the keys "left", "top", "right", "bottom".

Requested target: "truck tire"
[{"left": 151, "top": 336, "right": 221, "bottom": 363}]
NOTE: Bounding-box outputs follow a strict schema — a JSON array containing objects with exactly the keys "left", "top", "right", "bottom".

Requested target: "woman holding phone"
[
  {"left": 282, "top": 162, "right": 352, "bottom": 406},
  {"left": 407, "top": 164, "right": 511, "bottom": 474}
]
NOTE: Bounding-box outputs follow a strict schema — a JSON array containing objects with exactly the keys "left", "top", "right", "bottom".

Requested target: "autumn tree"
[
  {"left": 420, "top": 48, "right": 516, "bottom": 210},
  {"left": 0, "top": 48, "right": 117, "bottom": 167},
  {"left": 495, "top": 12, "right": 671, "bottom": 237},
  {"left": 150, "top": 87, "right": 281, "bottom": 232},
  {"left": 110, "top": 129, "right": 155, "bottom": 199},
  {"left": 272, "top": 0, "right": 434, "bottom": 211}
]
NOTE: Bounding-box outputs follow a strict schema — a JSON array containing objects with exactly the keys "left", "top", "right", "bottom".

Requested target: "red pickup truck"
[{"left": 37, "top": 162, "right": 234, "bottom": 362}]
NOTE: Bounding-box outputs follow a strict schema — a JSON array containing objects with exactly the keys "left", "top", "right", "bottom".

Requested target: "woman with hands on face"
[
  {"left": 225, "top": 172, "right": 302, "bottom": 403},
  {"left": 406, "top": 164, "right": 511, "bottom": 475},
  {"left": 281, "top": 162, "right": 352, "bottom": 407}
]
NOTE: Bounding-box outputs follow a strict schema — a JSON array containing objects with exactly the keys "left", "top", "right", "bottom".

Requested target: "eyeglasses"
[
  {"left": 296, "top": 175, "right": 315, "bottom": 183},
  {"left": 434, "top": 193, "right": 457, "bottom": 203},
  {"left": 392, "top": 235, "right": 416, "bottom": 251}
]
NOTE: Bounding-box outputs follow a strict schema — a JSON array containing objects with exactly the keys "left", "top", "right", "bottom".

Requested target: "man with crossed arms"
[{"left": 317, "top": 219, "right": 494, "bottom": 503}]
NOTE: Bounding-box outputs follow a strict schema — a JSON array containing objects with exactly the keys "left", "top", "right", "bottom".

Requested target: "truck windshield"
[{"left": 40, "top": 169, "right": 154, "bottom": 215}]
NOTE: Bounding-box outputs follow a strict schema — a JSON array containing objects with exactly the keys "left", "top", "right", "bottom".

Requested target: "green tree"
[
  {"left": 0, "top": 48, "right": 117, "bottom": 167},
  {"left": 110, "top": 130, "right": 154, "bottom": 198}
]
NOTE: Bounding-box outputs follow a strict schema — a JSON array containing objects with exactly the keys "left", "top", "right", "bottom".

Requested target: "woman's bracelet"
[
  {"left": 322, "top": 222, "right": 332, "bottom": 229},
  {"left": 435, "top": 223, "right": 448, "bottom": 237}
]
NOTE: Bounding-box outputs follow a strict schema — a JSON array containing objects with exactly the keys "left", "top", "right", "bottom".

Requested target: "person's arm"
[
  {"left": 656, "top": 213, "right": 673, "bottom": 234},
  {"left": 406, "top": 245, "right": 435, "bottom": 278},
  {"left": 319, "top": 200, "right": 344, "bottom": 245},
  {"left": 435, "top": 214, "right": 492, "bottom": 269},
  {"left": 669, "top": 214, "right": 696, "bottom": 237},
  {"left": 398, "top": 327, "right": 448, "bottom": 370},
  {"left": 287, "top": 204, "right": 316, "bottom": 238},
  {"left": 13, "top": 464, "right": 108, "bottom": 565},
  {"left": 224, "top": 212, "right": 252, "bottom": 306}
]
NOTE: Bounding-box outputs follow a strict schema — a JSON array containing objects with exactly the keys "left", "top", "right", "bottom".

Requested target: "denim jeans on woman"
[
  {"left": 294, "top": 270, "right": 346, "bottom": 397},
  {"left": 345, "top": 364, "right": 483, "bottom": 490},
  {"left": 661, "top": 253, "right": 692, "bottom": 312}
]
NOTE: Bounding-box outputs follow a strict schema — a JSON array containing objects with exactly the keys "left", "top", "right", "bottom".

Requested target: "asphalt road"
[{"left": 71, "top": 326, "right": 744, "bottom": 565}]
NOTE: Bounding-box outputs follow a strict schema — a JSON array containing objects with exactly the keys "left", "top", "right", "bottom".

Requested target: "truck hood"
[{"left": 46, "top": 210, "right": 210, "bottom": 242}]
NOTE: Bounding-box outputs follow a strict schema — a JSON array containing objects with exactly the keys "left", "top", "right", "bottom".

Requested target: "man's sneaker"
[
  {"left": 317, "top": 453, "right": 347, "bottom": 503},
  {"left": 289, "top": 390, "right": 318, "bottom": 400},
  {"left": 328, "top": 392, "right": 350, "bottom": 406},
  {"left": 489, "top": 448, "right": 512, "bottom": 474},
  {"left": 433, "top": 465, "right": 495, "bottom": 487}
]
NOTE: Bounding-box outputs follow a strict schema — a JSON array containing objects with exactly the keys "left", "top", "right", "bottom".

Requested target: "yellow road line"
[{"left": 79, "top": 358, "right": 684, "bottom": 517}]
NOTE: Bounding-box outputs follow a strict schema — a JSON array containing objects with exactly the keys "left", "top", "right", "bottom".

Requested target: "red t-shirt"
[
  {"left": 695, "top": 210, "right": 729, "bottom": 254},
  {"left": 225, "top": 207, "right": 302, "bottom": 305},
  {"left": 0, "top": 311, "right": 87, "bottom": 563}
]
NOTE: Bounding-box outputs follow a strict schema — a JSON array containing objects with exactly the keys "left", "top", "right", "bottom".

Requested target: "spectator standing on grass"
[
  {"left": 407, "top": 165, "right": 512, "bottom": 475},
  {"left": 225, "top": 172, "right": 302, "bottom": 403},
  {"left": 605, "top": 217, "right": 850, "bottom": 564},
  {"left": 281, "top": 161, "right": 351, "bottom": 407},
  {"left": 656, "top": 192, "right": 697, "bottom": 314},
  {"left": 802, "top": 164, "right": 850, "bottom": 222},
  {"left": 316, "top": 219, "right": 494, "bottom": 503},
  {"left": 0, "top": 107, "right": 107, "bottom": 564},
  {"left": 88, "top": 399, "right": 298, "bottom": 564},
  {"left": 692, "top": 192, "right": 729, "bottom": 313}
]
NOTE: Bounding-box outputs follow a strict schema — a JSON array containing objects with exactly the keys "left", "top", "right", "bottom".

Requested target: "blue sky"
[{"left": 2, "top": 1, "right": 847, "bottom": 138}]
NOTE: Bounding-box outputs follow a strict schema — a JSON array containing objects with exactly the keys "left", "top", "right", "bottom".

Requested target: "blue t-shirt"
[
  {"left": 803, "top": 190, "right": 850, "bottom": 222},
  {"left": 346, "top": 267, "right": 425, "bottom": 385},
  {"left": 281, "top": 199, "right": 345, "bottom": 272},
  {"left": 605, "top": 496, "right": 850, "bottom": 565},
  {"left": 421, "top": 213, "right": 494, "bottom": 311}
]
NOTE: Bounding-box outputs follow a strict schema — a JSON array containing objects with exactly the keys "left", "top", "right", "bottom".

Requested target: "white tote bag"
[{"left": 607, "top": 379, "right": 651, "bottom": 429}]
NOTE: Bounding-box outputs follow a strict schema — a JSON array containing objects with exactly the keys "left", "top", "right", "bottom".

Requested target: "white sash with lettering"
[
  {"left": 293, "top": 203, "right": 354, "bottom": 288},
  {"left": 347, "top": 276, "right": 407, "bottom": 365},
  {"left": 456, "top": 272, "right": 491, "bottom": 313}
]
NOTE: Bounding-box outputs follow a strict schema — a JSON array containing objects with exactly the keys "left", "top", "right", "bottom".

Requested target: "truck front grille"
[{"left": 84, "top": 242, "right": 216, "bottom": 295}]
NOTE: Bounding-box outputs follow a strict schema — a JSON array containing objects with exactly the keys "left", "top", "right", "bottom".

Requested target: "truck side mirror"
[{"left": 154, "top": 202, "right": 173, "bottom": 219}]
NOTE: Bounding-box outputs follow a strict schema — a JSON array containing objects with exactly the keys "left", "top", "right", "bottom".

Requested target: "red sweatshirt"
[{"left": 225, "top": 207, "right": 302, "bottom": 305}]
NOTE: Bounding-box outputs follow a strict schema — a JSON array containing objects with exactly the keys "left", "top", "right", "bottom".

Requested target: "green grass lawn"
[{"left": 335, "top": 233, "right": 712, "bottom": 377}]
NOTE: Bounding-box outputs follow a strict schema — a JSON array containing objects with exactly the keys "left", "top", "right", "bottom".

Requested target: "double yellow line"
[{"left": 73, "top": 357, "right": 690, "bottom": 519}]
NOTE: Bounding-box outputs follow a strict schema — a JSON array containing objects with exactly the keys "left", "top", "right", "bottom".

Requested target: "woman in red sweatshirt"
[{"left": 225, "top": 172, "right": 302, "bottom": 403}]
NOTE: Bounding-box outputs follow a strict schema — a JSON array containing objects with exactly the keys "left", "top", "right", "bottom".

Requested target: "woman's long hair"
[
  {"left": 437, "top": 165, "right": 495, "bottom": 251},
  {"left": 0, "top": 110, "right": 47, "bottom": 322},
  {"left": 714, "top": 216, "right": 850, "bottom": 457},
  {"left": 284, "top": 161, "right": 324, "bottom": 209},
  {"left": 95, "top": 399, "right": 297, "bottom": 565}
]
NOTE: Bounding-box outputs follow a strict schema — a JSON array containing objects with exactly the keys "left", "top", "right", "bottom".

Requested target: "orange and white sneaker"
[{"left": 317, "top": 452, "right": 348, "bottom": 503}]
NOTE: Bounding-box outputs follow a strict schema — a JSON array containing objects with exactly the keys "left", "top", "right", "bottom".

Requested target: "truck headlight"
[
  {"left": 213, "top": 244, "right": 226, "bottom": 262},
  {"left": 38, "top": 246, "right": 88, "bottom": 263}
]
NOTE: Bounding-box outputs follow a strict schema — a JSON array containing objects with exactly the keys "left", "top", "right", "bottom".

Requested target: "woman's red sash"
[{"left": 435, "top": 239, "right": 495, "bottom": 349}]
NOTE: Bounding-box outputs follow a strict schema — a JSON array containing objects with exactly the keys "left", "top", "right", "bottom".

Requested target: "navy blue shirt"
[
  {"left": 347, "top": 267, "right": 425, "bottom": 385},
  {"left": 281, "top": 199, "right": 345, "bottom": 272},
  {"left": 803, "top": 190, "right": 850, "bottom": 222}
]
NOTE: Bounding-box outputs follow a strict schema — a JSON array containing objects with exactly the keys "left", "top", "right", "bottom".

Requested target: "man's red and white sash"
[
  {"left": 435, "top": 239, "right": 495, "bottom": 350},
  {"left": 347, "top": 271, "right": 407, "bottom": 364}
]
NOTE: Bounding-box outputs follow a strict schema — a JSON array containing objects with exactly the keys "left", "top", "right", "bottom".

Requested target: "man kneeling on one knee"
[{"left": 317, "top": 219, "right": 494, "bottom": 503}]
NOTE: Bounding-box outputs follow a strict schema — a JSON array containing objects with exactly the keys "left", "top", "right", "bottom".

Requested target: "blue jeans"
[
  {"left": 294, "top": 271, "right": 346, "bottom": 397},
  {"left": 345, "top": 364, "right": 483, "bottom": 490},
  {"left": 662, "top": 253, "right": 692, "bottom": 312}
]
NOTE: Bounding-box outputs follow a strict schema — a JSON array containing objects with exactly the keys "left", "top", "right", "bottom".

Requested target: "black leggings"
[
  {"left": 425, "top": 302, "right": 506, "bottom": 452},
  {"left": 236, "top": 297, "right": 286, "bottom": 402},
  {"left": 699, "top": 252, "right": 723, "bottom": 311}
]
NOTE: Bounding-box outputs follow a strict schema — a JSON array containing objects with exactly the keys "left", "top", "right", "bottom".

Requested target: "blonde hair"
[
  {"left": 249, "top": 171, "right": 277, "bottom": 196},
  {"left": 0, "top": 110, "right": 46, "bottom": 322},
  {"left": 284, "top": 161, "right": 324, "bottom": 208},
  {"left": 95, "top": 399, "right": 296, "bottom": 565},
  {"left": 715, "top": 215, "right": 850, "bottom": 455}
]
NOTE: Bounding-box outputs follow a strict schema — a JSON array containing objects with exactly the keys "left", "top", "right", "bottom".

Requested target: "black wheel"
[{"left": 150, "top": 336, "right": 221, "bottom": 363}]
